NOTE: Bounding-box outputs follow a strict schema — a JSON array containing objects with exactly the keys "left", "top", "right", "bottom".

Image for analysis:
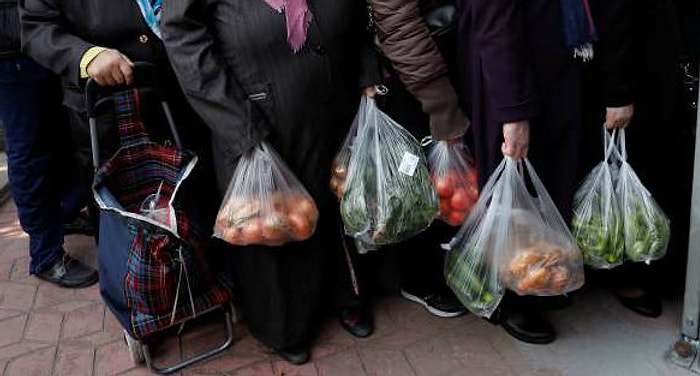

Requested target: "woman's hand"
[
  {"left": 605, "top": 104, "right": 634, "bottom": 130},
  {"left": 87, "top": 49, "right": 134, "bottom": 86},
  {"left": 363, "top": 86, "right": 378, "bottom": 98},
  {"left": 502, "top": 120, "right": 530, "bottom": 160}
]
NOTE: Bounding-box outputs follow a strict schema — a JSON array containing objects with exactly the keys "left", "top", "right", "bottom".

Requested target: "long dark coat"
[
  {"left": 456, "top": 0, "right": 583, "bottom": 219},
  {"left": 161, "top": 0, "right": 378, "bottom": 350}
]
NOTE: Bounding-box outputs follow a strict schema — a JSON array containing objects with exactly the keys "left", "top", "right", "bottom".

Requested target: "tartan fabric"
[
  {"left": 130, "top": 272, "right": 233, "bottom": 340},
  {"left": 95, "top": 89, "right": 223, "bottom": 333}
]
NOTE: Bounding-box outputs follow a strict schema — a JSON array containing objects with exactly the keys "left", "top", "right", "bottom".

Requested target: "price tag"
[{"left": 398, "top": 152, "right": 420, "bottom": 177}]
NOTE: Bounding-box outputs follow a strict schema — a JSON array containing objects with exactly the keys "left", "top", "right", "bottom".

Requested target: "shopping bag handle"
[{"left": 86, "top": 62, "right": 183, "bottom": 170}]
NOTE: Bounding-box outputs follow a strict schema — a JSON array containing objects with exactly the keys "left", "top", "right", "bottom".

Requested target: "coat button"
[
  {"left": 313, "top": 44, "right": 327, "bottom": 56},
  {"left": 139, "top": 34, "right": 149, "bottom": 44}
]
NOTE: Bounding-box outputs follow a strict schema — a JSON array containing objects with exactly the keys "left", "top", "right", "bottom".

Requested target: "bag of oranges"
[{"left": 214, "top": 142, "right": 319, "bottom": 246}]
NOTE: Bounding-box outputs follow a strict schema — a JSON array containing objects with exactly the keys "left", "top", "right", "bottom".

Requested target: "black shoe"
[
  {"left": 500, "top": 310, "right": 556, "bottom": 345},
  {"left": 275, "top": 345, "right": 310, "bottom": 365},
  {"left": 400, "top": 289, "right": 467, "bottom": 318},
  {"left": 36, "top": 254, "right": 98, "bottom": 288},
  {"left": 339, "top": 306, "right": 374, "bottom": 338},
  {"left": 613, "top": 288, "right": 662, "bottom": 318},
  {"left": 63, "top": 212, "right": 95, "bottom": 236}
]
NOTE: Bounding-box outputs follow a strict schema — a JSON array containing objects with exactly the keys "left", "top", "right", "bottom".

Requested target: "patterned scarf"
[
  {"left": 262, "top": 0, "right": 313, "bottom": 53},
  {"left": 134, "top": 0, "right": 163, "bottom": 39},
  {"left": 560, "top": 0, "right": 597, "bottom": 61}
]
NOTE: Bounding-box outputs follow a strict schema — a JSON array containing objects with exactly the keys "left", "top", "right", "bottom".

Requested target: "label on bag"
[{"left": 398, "top": 152, "right": 420, "bottom": 177}]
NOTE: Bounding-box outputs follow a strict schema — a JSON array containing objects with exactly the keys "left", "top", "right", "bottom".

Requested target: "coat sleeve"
[
  {"left": 473, "top": 0, "right": 538, "bottom": 124},
  {"left": 369, "top": 0, "right": 469, "bottom": 140},
  {"left": 591, "top": 0, "right": 636, "bottom": 107},
  {"left": 160, "top": 0, "right": 267, "bottom": 157},
  {"left": 19, "top": 0, "right": 95, "bottom": 87},
  {"left": 355, "top": 2, "right": 381, "bottom": 89}
]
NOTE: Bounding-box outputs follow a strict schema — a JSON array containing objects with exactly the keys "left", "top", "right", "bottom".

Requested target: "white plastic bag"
[
  {"left": 214, "top": 142, "right": 319, "bottom": 246},
  {"left": 615, "top": 129, "right": 671, "bottom": 263},
  {"left": 572, "top": 129, "right": 625, "bottom": 269},
  {"left": 445, "top": 158, "right": 585, "bottom": 318},
  {"left": 337, "top": 96, "right": 438, "bottom": 252},
  {"left": 427, "top": 140, "right": 480, "bottom": 226}
]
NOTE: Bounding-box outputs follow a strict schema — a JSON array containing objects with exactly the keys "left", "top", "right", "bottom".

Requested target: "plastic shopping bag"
[
  {"left": 214, "top": 141, "right": 319, "bottom": 246},
  {"left": 445, "top": 157, "right": 584, "bottom": 318},
  {"left": 572, "top": 129, "right": 625, "bottom": 269},
  {"left": 615, "top": 129, "right": 671, "bottom": 263},
  {"left": 337, "top": 96, "right": 438, "bottom": 253},
  {"left": 427, "top": 139, "right": 480, "bottom": 226}
]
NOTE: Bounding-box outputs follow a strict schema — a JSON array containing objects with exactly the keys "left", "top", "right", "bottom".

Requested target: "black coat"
[
  {"left": 0, "top": 0, "right": 18, "bottom": 55},
  {"left": 457, "top": 0, "right": 583, "bottom": 219},
  {"left": 20, "top": 0, "right": 172, "bottom": 113},
  {"left": 161, "top": 0, "right": 379, "bottom": 350}
]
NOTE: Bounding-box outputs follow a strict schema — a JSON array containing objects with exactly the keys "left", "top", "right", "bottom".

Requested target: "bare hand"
[
  {"left": 605, "top": 104, "right": 634, "bottom": 130},
  {"left": 363, "top": 86, "right": 378, "bottom": 98},
  {"left": 86, "top": 49, "right": 134, "bottom": 86},
  {"left": 502, "top": 120, "right": 530, "bottom": 160}
]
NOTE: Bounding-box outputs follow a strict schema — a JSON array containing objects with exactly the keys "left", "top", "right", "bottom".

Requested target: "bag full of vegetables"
[
  {"left": 214, "top": 141, "right": 319, "bottom": 247},
  {"left": 426, "top": 139, "right": 480, "bottom": 226},
  {"left": 337, "top": 96, "right": 438, "bottom": 253},
  {"left": 615, "top": 129, "right": 671, "bottom": 263},
  {"left": 444, "top": 157, "right": 585, "bottom": 318},
  {"left": 572, "top": 129, "right": 625, "bottom": 269}
]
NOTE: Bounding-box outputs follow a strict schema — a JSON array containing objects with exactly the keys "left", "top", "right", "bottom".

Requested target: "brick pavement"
[{"left": 0, "top": 200, "right": 694, "bottom": 376}]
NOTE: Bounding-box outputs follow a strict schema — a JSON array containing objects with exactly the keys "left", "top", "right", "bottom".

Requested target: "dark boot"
[{"left": 36, "top": 253, "right": 98, "bottom": 288}]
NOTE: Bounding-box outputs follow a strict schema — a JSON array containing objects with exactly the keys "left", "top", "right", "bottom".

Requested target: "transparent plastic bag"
[
  {"left": 445, "top": 158, "right": 585, "bottom": 318},
  {"left": 338, "top": 96, "right": 438, "bottom": 253},
  {"left": 214, "top": 141, "right": 319, "bottom": 246},
  {"left": 615, "top": 129, "right": 671, "bottom": 263},
  {"left": 572, "top": 129, "right": 625, "bottom": 269},
  {"left": 427, "top": 139, "right": 480, "bottom": 226}
]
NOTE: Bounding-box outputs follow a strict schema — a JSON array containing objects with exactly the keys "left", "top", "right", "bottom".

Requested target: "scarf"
[
  {"left": 134, "top": 0, "right": 162, "bottom": 39},
  {"left": 560, "top": 0, "right": 596, "bottom": 61},
  {"left": 262, "top": 0, "right": 313, "bottom": 53}
]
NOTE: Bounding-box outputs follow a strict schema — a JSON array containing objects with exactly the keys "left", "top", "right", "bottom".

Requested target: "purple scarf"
[
  {"left": 262, "top": 0, "right": 313, "bottom": 53},
  {"left": 560, "top": 0, "right": 597, "bottom": 61}
]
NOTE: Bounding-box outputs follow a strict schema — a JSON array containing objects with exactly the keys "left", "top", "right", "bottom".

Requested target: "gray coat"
[{"left": 161, "top": 0, "right": 379, "bottom": 350}]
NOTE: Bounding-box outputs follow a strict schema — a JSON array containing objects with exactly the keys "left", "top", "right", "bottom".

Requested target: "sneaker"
[
  {"left": 36, "top": 253, "right": 98, "bottom": 288},
  {"left": 400, "top": 289, "right": 466, "bottom": 318}
]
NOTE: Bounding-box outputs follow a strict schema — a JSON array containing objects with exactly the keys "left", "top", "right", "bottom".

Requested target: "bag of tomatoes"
[
  {"left": 337, "top": 96, "right": 439, "bottom": 253},
  {"left": 426, "top": 139, "right": 480, "bottom": 226},
  {"left": 214, "top": 141, "right": 319, "bottom": 246}
]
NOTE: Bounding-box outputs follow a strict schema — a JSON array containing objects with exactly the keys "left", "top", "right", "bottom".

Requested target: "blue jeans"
[{"left": 0, "top": 56, "right": 86, "bottom": 273}]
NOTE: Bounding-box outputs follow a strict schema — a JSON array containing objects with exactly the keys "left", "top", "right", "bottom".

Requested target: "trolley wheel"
[{"left": 123, "top": 331, "right": 145, "bottom": 365}]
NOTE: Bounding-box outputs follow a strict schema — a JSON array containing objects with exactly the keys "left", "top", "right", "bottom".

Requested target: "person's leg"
[
  {"left": 0, "top": 57, "right": 64, "bottom": 273},
  {"left": 0, "top": 57, "right": 97, "bottom": 287},
  {"left": 398, "top": 222, "right": 467, "bottom": 318}
]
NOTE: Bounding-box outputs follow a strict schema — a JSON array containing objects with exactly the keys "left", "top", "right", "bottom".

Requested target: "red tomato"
[
  {"left": 448, "top": 211, "right": 466, "bottom": 226},
  {"left": 434, "top": 175, "right": 454, "bottom": 198},
  {"left": 451, "top": 188, "right": 470, "bottom": 211},
  {"left": 439, "top": 199, "right": 452, "bottom": 216},
  {"left": 223, "top": 227, "right": 242, "bottom": 244},
  {"left": 288, "top": 213, "right": 312, "bottom": 240},
  {"left": 241, "top": 218, "right": 264, "bottom": 244},
  {"left": 295, "top": 198, "right": 318, "bottom": 219},
  {"left": 466, "top": 168, "right": 479, "bottom": 186}
]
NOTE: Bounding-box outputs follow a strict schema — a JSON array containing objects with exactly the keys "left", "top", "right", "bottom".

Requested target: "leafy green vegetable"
[
  {"left": 339, "top": 104, "right": 438, "bottom": 252},
  {"left": 572, "top": 210, "right": 624, "bottom": 269},
  {"left": 444, "top": 245, "right": 500, "bottom": 316},
  {"left": 623, "top": 198, "right": 670, "bottom": 262}
]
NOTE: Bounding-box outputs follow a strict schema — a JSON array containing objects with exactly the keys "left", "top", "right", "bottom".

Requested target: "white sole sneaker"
[{"left": 400, "top": 290, "right": 466, "bottom": 318}]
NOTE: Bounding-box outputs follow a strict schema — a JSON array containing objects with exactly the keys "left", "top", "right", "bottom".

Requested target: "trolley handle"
[
  {"left": 86, "top": 61, "right": 183, "bottom": 170},
  {"left": 85, "top": 62, "right": 160, "bottom": 118}
]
